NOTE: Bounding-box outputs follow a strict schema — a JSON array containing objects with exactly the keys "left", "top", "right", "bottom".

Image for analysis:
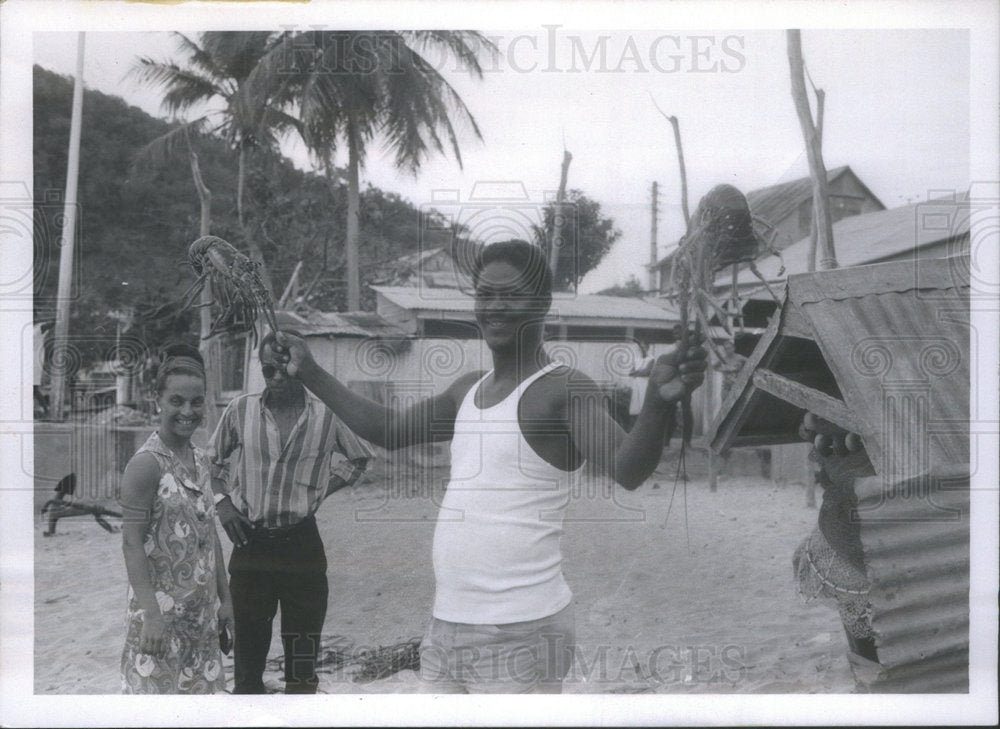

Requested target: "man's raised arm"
[{"left": 276, "top": 331, "right": 462, "bottom": 450}]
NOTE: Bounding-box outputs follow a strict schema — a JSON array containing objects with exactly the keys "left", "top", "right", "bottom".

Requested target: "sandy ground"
[{"left": 33, "top": 460, "right": 856, "bottom": 695}]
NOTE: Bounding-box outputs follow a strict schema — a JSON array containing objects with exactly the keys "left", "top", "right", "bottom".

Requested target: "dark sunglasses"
[{"left": 261, "top": 364, "right": 282, "bottom": 379}]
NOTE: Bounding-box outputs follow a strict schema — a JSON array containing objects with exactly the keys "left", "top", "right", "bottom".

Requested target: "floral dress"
[{"left": 121, "top": 432, "right": 226, "bottom": 694}]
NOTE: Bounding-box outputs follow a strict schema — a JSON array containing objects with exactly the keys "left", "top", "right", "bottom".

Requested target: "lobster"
[
  {"left": 660, "top": 184, "right": 783, "bottom": 535},
  {"left": 170, "top": 235, "right": 279, "bottom": 346}
]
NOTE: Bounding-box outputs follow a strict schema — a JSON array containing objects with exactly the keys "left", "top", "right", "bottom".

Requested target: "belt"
[{"left": 249, "top": 515, "right": 315, "bottom": 540}]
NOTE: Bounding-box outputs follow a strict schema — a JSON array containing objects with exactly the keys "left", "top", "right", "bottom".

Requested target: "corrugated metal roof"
[
  {"left": 854, "top": 464, "right": 969, "bottom": 692},
  {"left": 275, "top": 308, "right": 408, "bottom": 338},
  {"left": 736, "top": 196, "right": 972, "bottom": 285},
  {"left": 746, "top": 165, "right": 852, "bottom": 229},
  {"left": 788, "top": 257, "right": 970, "bottom": 474},
  {"left": 372, "top": 286, "right": 680, "bottom": 325},
  {"left": 706, "top": 254, "right": 970, "bottom": 473}
]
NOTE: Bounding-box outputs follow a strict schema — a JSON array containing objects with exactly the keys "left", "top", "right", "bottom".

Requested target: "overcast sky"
[{"left": 26, "top": 13, "right": 985, "bottom": 293}]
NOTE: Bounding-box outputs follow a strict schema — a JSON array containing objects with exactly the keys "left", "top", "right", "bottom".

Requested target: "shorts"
[{"left": 418, "top": 603, "right": 576, "bottom": 694}]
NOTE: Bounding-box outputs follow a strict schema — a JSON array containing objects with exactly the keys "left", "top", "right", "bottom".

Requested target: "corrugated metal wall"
[{"left": 855, "top": 465, "right": 970, "bottom": 692}]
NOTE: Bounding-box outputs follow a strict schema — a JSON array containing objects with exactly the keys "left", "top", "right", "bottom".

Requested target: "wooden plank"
[
  {"left": 752, "top": 368, "right": 861, "bottom": 434},
  {"left": 787, "top": 255, "right": 969, "bottom": 305},
  {"left": 704, "top": 303, "right": 786, "bottom": 451},
  {"left": 728, "top": 431, "right": 805, "bottom": 448}
]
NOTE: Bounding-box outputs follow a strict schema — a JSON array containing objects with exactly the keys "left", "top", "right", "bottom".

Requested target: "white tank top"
[{"left": 432, "top": 362, "right": 581, "bottom": 623}]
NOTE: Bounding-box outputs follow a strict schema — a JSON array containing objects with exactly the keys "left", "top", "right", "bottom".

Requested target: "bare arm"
[
  {"left": 280, "top": 332, "right": 475, "bottom": 449},
  {"left": 570, "top": 345, "right": 707, "bottom": 490},
  {"left": 119, "top": 453, "right": 168, "bottom": 656}
]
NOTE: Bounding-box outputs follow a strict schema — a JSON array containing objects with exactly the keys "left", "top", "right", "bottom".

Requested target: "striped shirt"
[{"left": 209, "top": 390, "right": 373, "bottom": 528}]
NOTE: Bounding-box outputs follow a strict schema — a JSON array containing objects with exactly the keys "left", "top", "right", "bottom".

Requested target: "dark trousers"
[{"left": 228, "top": 516, "right": 329, "bottom": 694}]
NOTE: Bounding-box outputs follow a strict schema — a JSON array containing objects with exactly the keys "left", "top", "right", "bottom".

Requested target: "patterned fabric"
[
  {"left": 793, "top": 526, "right": 874, "bottom": 640},
  {"left": 121, "top": 432, "right": 226, "bottom": 694},
  {"left": 209, "top": 391, "right": 372, "bottom": 528}
]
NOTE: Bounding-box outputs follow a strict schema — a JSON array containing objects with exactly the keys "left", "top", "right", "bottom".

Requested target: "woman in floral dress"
[{"left": 120, "top": 346, "right": 233, "bottom": 693}]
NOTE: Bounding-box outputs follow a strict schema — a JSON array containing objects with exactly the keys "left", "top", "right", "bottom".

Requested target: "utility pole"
[
  {"left": 49, "top": 32, "right": 85, "bottom": 421},
  {"left": 649, "top": 181, "right": 659, "bottom": 292}
]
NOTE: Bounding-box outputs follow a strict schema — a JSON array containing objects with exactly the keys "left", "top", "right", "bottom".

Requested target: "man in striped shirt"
[{"left": 210, "top": 330, "right": 372, "bottom": 694}]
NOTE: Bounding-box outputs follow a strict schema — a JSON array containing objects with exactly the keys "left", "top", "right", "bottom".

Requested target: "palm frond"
[
  {"left": 129, "top": 117, "right": 214, "bottom": 176},
  {"left": 130, "top": 57, "right": 223, "bottom": 115},
  {"left": 401, "top": 30, "right": 497, "bottom": 80},
  {"left": 171, "top": 32, "right": 228, "bottom": 82}
]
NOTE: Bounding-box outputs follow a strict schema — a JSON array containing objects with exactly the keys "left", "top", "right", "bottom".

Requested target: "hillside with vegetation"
[{"left": 33, "top": 65, "right": 461, "bottom": 368}]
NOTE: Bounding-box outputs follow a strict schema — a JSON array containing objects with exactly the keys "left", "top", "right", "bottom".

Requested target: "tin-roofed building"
[
  {"left": 652, "top": 166, "right": 885, "bottom": 295},
  {"left": 372, "top": 285, "right": 680, "bottom": 343},
  {"left": 745, "top": 165, "right": 885, "bottom": 252}
]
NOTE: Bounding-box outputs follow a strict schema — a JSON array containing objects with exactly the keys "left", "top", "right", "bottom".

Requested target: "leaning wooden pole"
[
  {"left": 788, "top": 29, "right": 837, "bottom": 270},
  {"left": 667, "top": 116, "right": 691, "bottom": 227},
  {"left": 807, "top": 87, "right": 825, "bottom": 274},
  {"left": 549, "top": 149, "right": 573, "bottom": 281},
  {"left": 185, "top": 135, "right": 220, "bottom": 433}
]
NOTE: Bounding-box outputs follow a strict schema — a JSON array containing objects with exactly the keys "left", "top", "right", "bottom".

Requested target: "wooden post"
[
  {"left": 278, "top": 260, "right": 304, "bottom": 309},
  {"left": 807, "top": 88, "right": 825, "bottom": 273},
  {"left": 650, "top": 97, "right": 691, "bottom": 228},
  {"left": 187, "top": 138, "right": 220, "bottom": 433},
  {"left": 706, "top": 366, "right": 718, "bottom": 491},
  {"left": 667, "top": 116, "right": 690, "bottom": 227},
  {"left": 787, "top": 30, "right": 837, "bottom": 270},
  {"left": 550, "top": 149, "right": 573, "bottom": 281}
]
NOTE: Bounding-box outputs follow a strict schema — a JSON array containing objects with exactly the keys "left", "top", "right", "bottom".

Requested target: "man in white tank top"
[{"left": 275, "top": 240, "right": 707, "bottom": 693}]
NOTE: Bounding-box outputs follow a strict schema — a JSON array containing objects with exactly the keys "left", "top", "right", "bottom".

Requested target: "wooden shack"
[{"left": 705, "top": 253, "right": 971, "bottom": 692}]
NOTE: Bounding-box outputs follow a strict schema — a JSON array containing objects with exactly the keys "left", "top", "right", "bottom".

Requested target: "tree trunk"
[
  {"left": 188, "top": 144, "right": 220, "bottom": 433},
  {"left": 237, "top": 145, "right": 275, "bottom": 297},
  {"left": 788, "top": 30, "right": 837, "bottom": 270},
  {"left": 346, "top": 110, "right": 362, "bottom": 311}
]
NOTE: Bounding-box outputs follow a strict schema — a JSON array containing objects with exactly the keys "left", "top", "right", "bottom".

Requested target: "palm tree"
[
  {"left": 250, "top": 30, "right": 495, "bottom": 310},
  {"left": 131, "top": 31, "right": 300, "bottom": 428},
  {"left": 131, "top": 31, "right": 301, "bottom": 296}
]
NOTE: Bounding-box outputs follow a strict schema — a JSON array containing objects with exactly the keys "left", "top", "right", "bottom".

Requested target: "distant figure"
[
  {"left": 119, "top": 345, "right": 232, "bottom": 694},
  {"left": 627, "top": 340, "right": 656, "bottom": 430},
  {"left": 41, "top": 473, "right": 122, "bottom": 536}
]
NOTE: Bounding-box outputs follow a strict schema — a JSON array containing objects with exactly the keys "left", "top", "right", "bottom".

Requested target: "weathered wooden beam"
[
  {"left": 705, "top": 302, "right": 797, "bottom": 453},
  {"left": 752, "top": 368, "right": 861, "bottom": 434},
  {"left": 727, "top": 432, "right": 805, "bottom": 448}
]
